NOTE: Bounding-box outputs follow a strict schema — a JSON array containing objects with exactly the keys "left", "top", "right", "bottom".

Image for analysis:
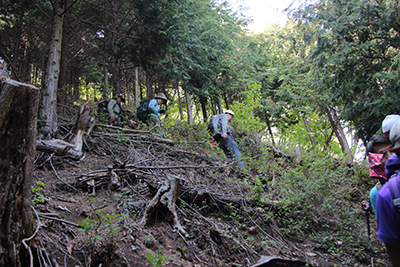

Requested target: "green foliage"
[
  {"left": 230, "top": 83, "right": 265, "bottom": 134},
  {"left": 32, "top": 181, "right": 46, "bottom": 205},
  {"left": 259, "top": 152, "right": 371, "bottom": 259},
  {"left": 144, "top": 234, "right": 154, "bottom": 247},
  {"left": 293, "top": 0, "right": 400, "bottom": 141},
  {"left": 75, "top": 79, "right": 104, "bottom": 104},
  {"left": 276, "top": 113, "right": 342, "bottom": 155},
  {"left": 78, "top": 195, "right": 127, "bottom": 248},
  {"left": 146, "top": 252, "right": 175, "bottom": 267}
]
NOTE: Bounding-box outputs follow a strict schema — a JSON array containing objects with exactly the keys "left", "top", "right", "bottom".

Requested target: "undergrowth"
[{"left": 166, "top": 118, "right": 379, "bottom": 265}]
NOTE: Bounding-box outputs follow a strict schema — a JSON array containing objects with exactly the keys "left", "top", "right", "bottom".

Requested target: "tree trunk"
[
  {"left": 10, "top": 21, "right": 21, "bottom": 80},
  {"left": 134, "top": 67, "right": 139, "bottom": 107},
  {"left": 58, "top": 0, "right": 71, "bottom": 113},
  {"left": 126, "top": 77, "right": 130, "bottom": 103},
  {"left": 72, "top": 64, "right": 80, "bottom": 101},
  {"left": 18, "top": 31, "right": 33, "bottom": 83},
  {"left": 176, "top": 80, "right": 183, "bottom": 121},
  {"left": 0, "top": 76, "right": 39, "bottom": 266},
  {"left": 110, "top": 0, "right": 120, "bottom": 95},
  {"left": 146, "top": 73, "right": 154, "bottom": 99},
  {"left": 42, "top": 0, "right": 64, "bottom": 137},
  {"left": 200, "top": 97, "right": 208, "bottom": 122},
  {"left": 184, "top": 85, "right": 193, "bottom": 124},
  {"left": 300, "top": 112, "right": 316, "bottom": 147},
  {"left": 265, "top": 116, "right": 275, "bottom": 146},
  {"left": 103, "top": 65, "right": 109, "bottom": 99},
  {"left": 325, "top": 106, "right": 354, "bottom": 164}
]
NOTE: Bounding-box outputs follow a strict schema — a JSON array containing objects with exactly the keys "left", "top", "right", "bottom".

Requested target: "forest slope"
[{"left": 31, "top": 117, "right": 391, "bottom": 267}]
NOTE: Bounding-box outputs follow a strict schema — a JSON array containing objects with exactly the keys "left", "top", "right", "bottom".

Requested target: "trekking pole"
[{"left": 361, "top": 200, "right": 374, "bottom": 267}]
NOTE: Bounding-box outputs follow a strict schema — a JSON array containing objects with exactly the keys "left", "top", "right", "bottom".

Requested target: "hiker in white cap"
[
  {"left": 382, "top": 114, "right": 400, "bottom": 135},
  {"left": 208, "top": 110, "right": 244, "bottom": 169}
]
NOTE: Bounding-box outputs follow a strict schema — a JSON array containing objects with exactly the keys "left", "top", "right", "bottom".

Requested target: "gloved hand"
[{"left": 159, "top": 109, "right": 166, "bottom": 114}]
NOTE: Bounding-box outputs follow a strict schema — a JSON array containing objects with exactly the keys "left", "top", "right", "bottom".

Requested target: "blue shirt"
[{"left": 148, "top": 99, "right": 160, "bottom": 118}]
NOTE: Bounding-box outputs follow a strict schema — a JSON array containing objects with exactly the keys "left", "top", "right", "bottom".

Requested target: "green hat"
[{"left": 155, "top": 93, "right": 167, "bottom": 103}]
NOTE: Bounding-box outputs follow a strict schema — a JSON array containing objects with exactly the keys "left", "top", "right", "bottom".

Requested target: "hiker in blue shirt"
[
  {"left": 136, "top": 93, "right": 167, "bottom": 138},
  {"left": 147, "top": 93, "right": 167, "bottom": 125}
]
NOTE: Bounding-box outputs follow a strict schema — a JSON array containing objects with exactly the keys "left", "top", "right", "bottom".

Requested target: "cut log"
[
  {"left": 140, "top": 175, "right": 186, "bottom": 234},
  {"left": 36, "top": 104, "right": 95, "bottom": 160},
  {"left": 36, "top": 139, "right": 84, "bottom": 160}
]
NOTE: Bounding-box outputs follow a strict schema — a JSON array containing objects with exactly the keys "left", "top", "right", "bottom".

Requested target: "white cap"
[
  {"left": 382, "top": 114, "right": 400, "bottom": 133},
  {"left": 390, "top": 119, "right": 400, "bottom": 149},
  {"left": 225, "top": 110, "right": 235, "bottom": 116}
]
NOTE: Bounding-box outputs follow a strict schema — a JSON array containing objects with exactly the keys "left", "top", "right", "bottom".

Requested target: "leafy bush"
[{"left": 146, "top": 252, "right": 175, "bottom": 267}]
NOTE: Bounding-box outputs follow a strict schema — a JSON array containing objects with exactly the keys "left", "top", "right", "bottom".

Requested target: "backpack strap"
[{"left": 388, "top": 174, "right": 400, "bottom": 212}]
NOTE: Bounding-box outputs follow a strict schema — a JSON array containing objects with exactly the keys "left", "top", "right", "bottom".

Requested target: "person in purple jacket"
[{"left": 377, "top": 119, "right": 400, "bottom": 266}]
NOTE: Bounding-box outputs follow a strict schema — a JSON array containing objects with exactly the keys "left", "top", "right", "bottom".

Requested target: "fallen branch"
[
  {"left": 38, "top": 213, "right": 80, "bottom": 228},
  {"left": 125, "top": 164, "right": 209, "bottom": 169},
  {"left": 94, "top": 124, "right": 174, "bottom": 144},
  {"left": 22, "top": 206, "right": 42, "bottom": 267}
]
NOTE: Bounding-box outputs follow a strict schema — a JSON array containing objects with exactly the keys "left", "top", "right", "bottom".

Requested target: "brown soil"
[{"left": 30, "top": 124, "right": 384, "bottom": 267}]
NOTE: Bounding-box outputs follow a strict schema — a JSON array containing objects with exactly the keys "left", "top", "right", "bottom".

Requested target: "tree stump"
[
  {"left": 35, "top": 104, "right": 95, "bottom": 160},
  {"left": 0, "top": 75, "right": 39, "bottom": 266},
  {"left": 139, "top": 175, "right": 186, "bottom": 234}
]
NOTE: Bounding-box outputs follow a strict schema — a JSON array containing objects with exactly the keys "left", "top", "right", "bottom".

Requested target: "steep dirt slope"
[{"left": 30, "top": 124, "right": 390, "bottom": 267}]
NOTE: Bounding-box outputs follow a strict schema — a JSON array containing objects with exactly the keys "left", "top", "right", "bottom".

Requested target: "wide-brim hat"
[{"left": 155, "top": 93, "right": 167, "bottom": 103}]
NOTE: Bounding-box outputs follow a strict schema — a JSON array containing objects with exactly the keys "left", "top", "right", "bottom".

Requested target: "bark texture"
[
  {"left": 42, "top": 0, "right": 64, "bottom": 137},
  {"left": 0, "top": 76, "right": 39, "bottom": 266}
]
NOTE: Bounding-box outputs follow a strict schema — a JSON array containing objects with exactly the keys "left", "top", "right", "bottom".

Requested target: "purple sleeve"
[{"left": 377, "top": 183, "right": 400, "bottom": 244}]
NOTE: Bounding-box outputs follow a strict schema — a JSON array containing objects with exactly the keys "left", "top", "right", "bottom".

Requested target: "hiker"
[
  {"left": 208, "top": 110, "right": 244, "bottom": 169},
  {"left": 108, "top": 93, "right": 125, "bottom": 127},
  {"left": 136, "top": 93, "right": 167, "bottom": 138},
  {"left": 376, "top": 119, "right": 400, "bottom": 267},
  {"left": 367, "top": 134, "right": 392, "bottom": 214},
  {"left": 368, "top": 115, "right": 400, "bottom": 214},
  {"left": 382, "top": 114, "right": 400, "bottom": 179},
  {"left": 382, "top": 114, "right": 400, "bottom": 136}
]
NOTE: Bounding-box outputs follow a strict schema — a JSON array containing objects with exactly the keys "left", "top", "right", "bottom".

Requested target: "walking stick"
[{"left": 361, "top": 200, "right": 374, "bottom": 267}]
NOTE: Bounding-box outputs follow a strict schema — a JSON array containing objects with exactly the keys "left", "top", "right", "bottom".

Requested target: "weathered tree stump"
[
  {"left": 0, "top": 74, "right": 39, "bottom": 266},
  {"left": 36, "top": 104, "right": 95, "bottom": 160},
  {"left": 140, "top": 175, "right": 186, "bottom": 234}
]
